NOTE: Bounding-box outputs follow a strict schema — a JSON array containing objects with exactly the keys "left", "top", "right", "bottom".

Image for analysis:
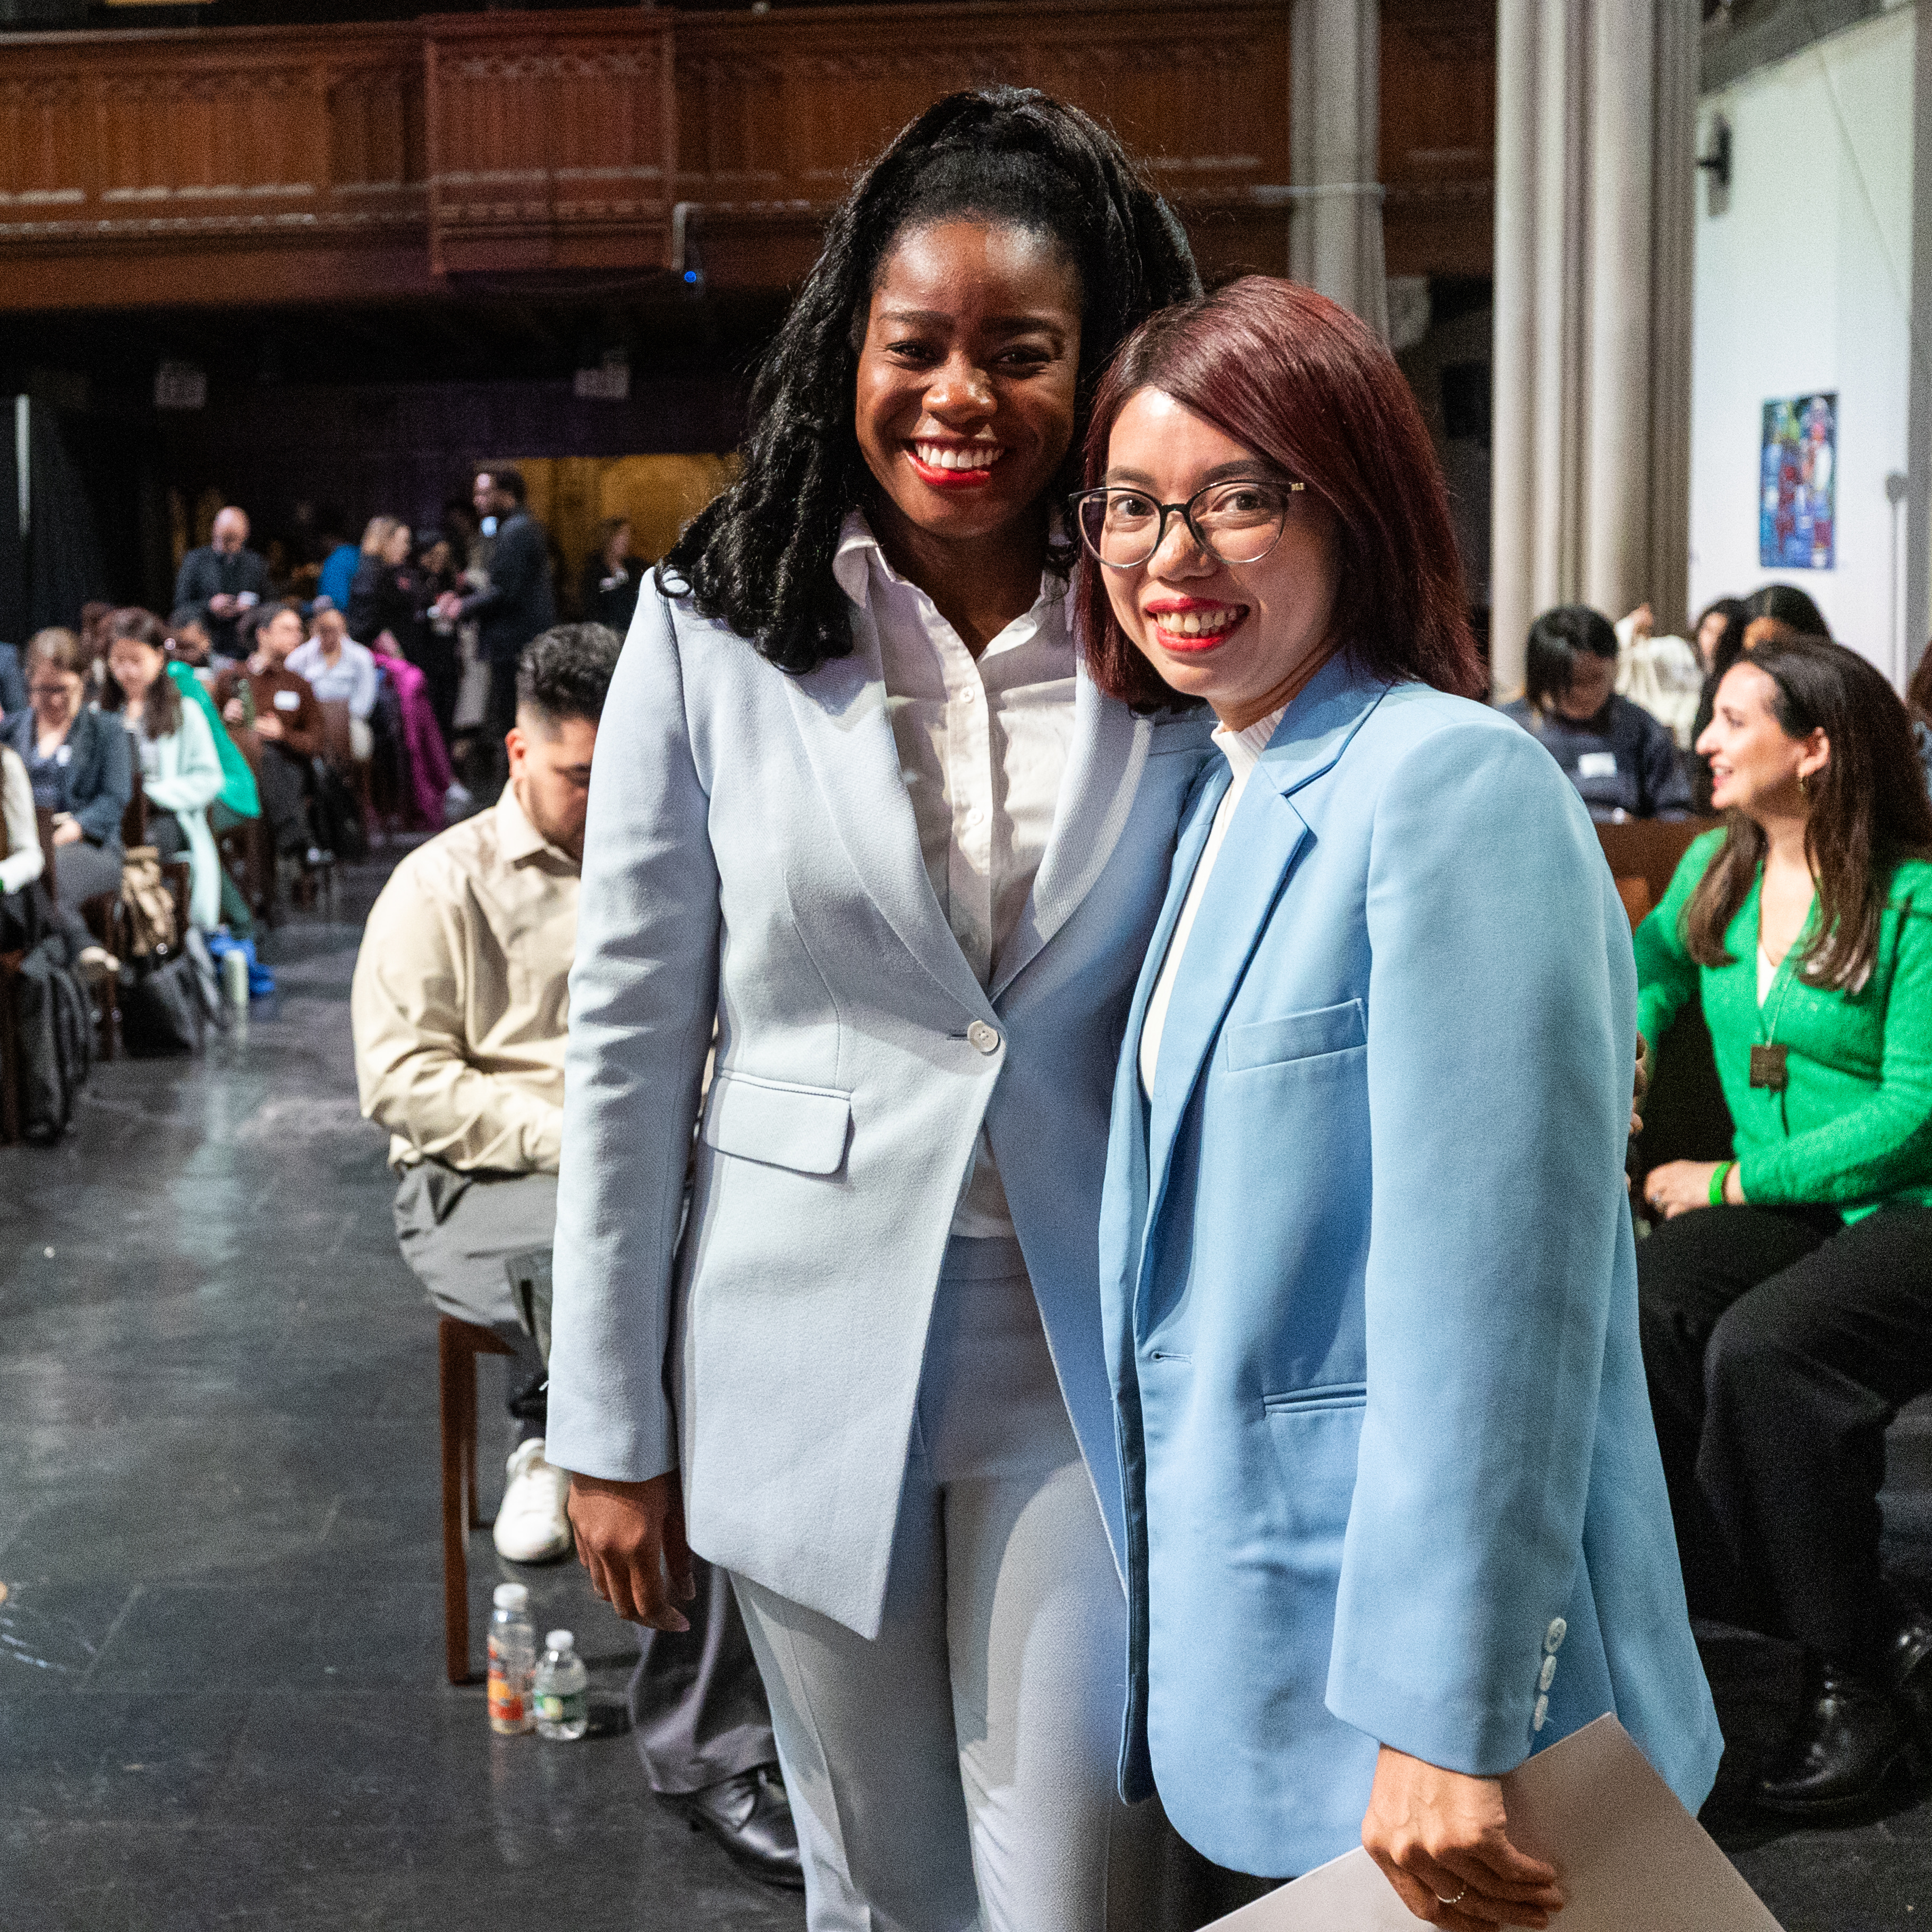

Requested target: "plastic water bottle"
[
  {"left": 487, "top": 1583, "right": 535, "bottom": 1735},
  {"left": 221, "top": 947, "right": 249, "bottom": 1010},
  {"left": 533, "top": 1629, "right": 590, "bottom": 1741}
]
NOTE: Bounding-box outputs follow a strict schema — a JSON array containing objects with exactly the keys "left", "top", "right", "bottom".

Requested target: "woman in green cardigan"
[{"left": 1637, "top": 633, "right": 1932, "bottom": 1820}]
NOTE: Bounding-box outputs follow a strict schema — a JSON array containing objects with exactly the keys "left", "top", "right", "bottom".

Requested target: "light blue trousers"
[{"left": 733, "top": 1235, "right": 1153, "bottom": 1932}]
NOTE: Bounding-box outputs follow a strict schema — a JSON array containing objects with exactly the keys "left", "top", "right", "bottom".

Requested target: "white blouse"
[
  {"left": 833, "top": 512, "right": 1077, "bottom": 1237},
  {"left": 1139, "top": 702, "right": 1289, "bottom": 1100}
]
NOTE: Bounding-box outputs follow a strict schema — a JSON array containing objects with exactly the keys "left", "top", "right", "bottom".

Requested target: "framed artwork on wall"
[{"left": 1760, "top": 393, "right": 1836, "bottom": 570}]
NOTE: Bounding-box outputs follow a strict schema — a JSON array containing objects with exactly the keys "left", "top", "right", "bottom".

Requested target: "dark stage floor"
[{"left": 2, "top": 847, "right": 1929, "bottom": 1929}]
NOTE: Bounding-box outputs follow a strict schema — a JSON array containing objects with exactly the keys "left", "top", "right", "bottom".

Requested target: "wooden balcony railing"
[{"left": 0, "top": 0, "right": 1492, "bottom": 312}]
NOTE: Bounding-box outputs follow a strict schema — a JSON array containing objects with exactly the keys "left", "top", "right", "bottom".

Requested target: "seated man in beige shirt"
[
  {"left": 351, "top": 623, "right": 797, "bottom": 1885},
  {"left": 353, "top": 624, "right": 598, "bottom": 1561}
]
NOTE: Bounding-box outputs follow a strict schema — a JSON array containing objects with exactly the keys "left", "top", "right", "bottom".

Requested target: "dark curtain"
[
  {"left": 26, "top": 403, "right": 110, "bottom": 634},
  {"left": 0, "top": 402, "right": 23, "bottom": 647}
]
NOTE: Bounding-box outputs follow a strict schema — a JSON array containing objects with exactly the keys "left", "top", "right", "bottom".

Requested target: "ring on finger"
[{"left": 1436, "top": 1883, "right": 1467, "bottom": 1907}]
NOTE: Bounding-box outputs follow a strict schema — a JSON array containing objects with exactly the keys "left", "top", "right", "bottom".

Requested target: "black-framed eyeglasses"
[{"left": 1071, "top": 478, "right": 1306, "bottom": 570}]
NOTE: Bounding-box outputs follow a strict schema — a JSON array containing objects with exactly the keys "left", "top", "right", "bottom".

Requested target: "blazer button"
[
  {"left": 1533, "top": 1693, "right": 1549, "bottom": 1733},
  {"left": 1544, "top": 1617, "right": 1567, "bottom": 1654},
  {"left": 967, "top": 1021, "right": 1001, "bottom": 1055},
  {"left": 1539, "top": 1654, "right": 1557, "bottom": 1692}
]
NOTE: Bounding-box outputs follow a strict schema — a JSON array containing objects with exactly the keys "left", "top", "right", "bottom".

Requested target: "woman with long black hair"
[{"left": 545, "top": 91, "right": 1210, "bottom": 1928}]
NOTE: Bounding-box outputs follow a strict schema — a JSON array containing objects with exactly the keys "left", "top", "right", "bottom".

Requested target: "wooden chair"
[
  {"left": 215, "top": 812, "right": 275, "bottom": 931},
  {"left": 1597, "top": 817, "right": 1735, "bottom": 1181},
  {"left": 316, "top": 696, "right": 379, "bottom": 852},
  {"left": 440, "top": 1315, "right": 517, "bottom": 1684}
]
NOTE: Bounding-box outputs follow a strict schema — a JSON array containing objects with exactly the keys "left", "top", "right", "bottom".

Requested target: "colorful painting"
[{"left": 1760, "top": 393, "right": 1836, "bottom": 571}]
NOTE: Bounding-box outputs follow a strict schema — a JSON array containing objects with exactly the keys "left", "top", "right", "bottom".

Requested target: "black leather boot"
[
  {"left": 1756, "top": 1654, "right": 1918, "bottom": 1817},
  {"left": 1888, "top": 1590, "right": 1932, "bottom": 1729},
  {"left": 666, "top": 1765, "right": 804, "bottom": 1889}
]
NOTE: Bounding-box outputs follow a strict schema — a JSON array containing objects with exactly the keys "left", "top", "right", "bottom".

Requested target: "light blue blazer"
[
  {"left": 547, "top": 583, "right": 1214, "bottom": 1637},
  {"left": 1099, "top": 657, "right": 1723, "bottom": 1877}
]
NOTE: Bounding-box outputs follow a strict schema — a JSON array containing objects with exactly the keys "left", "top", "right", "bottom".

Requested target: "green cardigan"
[
  {"left": 1636, "top": 829, "right": 1932, "bottom": 1218},
  {"left": 168, "top": 660, "right": 259, "bottom": 819}
]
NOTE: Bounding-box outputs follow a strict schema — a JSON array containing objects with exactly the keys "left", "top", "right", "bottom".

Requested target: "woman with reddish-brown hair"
[{"left": 1079, "top": 277, "right": 1722, "bottom": 1923}]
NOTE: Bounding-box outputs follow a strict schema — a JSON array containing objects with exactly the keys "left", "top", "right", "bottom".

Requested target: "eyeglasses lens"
[{"left": 1078, "top": 484, "right": 1288, "bottom": 568}]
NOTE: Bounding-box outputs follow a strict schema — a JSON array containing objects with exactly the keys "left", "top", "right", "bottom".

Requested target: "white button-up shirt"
[
  {"left": 1139, "top": 701, "right": 1288, "bottom": 1099},
  {"left": 833, "top": 512, "right": 1077, "bottom": 1237}
]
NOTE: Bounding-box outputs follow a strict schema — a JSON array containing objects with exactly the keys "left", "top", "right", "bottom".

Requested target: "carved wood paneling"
[
  {"left": 0, "top": 2, "right": 1494, "bottom": 310},
  {"left": 424, "top": 11, "right": 675, "bottom": 274}
]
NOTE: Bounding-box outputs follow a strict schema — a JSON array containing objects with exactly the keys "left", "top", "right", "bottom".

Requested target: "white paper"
[{"left": 1203, "top": 1716, "right": 1783, "bottom": 1932}]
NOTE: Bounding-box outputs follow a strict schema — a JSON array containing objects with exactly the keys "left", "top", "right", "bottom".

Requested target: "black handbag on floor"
[{"left": 118, "top": 947, "right": 206, "bottom": 1057}]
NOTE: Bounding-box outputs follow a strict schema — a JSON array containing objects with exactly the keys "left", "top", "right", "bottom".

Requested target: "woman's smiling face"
[
  {"left": 854, "top": 218, "right": 1082, "bottom": 551},
  {"left": 1097, "top": 387, "right": 1340, "bottom": 729}
]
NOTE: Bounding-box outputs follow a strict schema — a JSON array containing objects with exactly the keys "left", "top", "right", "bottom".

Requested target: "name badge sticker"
[
  {"left": 273, "top": 689, "right": 302, "bottom": 712},
  {"left": 1576, "top": 751, "right": 1618, "bottom": 779},
  {"left": 55, "top": 744, "right": 72, "bottom": 766}
]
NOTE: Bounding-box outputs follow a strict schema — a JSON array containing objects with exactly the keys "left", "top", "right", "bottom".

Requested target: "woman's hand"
[
  {"left": 50, "top": 818, "right": 82, "bottom": 847},
  {"left": 567, "top": 1470, "right": 695, "bottom": 1632},
  {"left": 253, "top": 712, "right": 285, "bottom": 744},
  {"left": 1642, "top": 1158, "right": 1742, "bottom": 1218},
  {"left": 1363, "top": 1747, "right": 1563, "bottom": 1929}
]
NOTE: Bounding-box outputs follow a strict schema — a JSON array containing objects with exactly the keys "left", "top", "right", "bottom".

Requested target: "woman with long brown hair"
[{"left": 1638, "top": 634, "right": 1932, "bottom": 1818}]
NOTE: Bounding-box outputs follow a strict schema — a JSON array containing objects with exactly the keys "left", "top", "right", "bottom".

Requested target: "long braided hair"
[{"left": 660, "top": 87, "right": 1200, "bottom": 674}]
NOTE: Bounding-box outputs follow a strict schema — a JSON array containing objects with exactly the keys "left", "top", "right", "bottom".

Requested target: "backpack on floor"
[{"left": 13, "top": 934, "right": 92, "bottom": 1143}]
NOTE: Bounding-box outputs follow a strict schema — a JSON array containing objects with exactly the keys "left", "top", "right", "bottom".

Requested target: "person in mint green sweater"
[{"left": 1635, "top": 633, "right": 1932, "bottom": 1820}]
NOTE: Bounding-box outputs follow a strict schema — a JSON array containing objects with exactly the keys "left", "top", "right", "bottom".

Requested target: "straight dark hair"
[
  {"left": 1685, "top": 635, "right": 1932, "bottom": 988},
  {"left": 1077, "top": 277, "right": 1483, "bottom": 710},
  {"left": 99, "top": 607, "right": 183, "bottom": 740},
  {"left": 1522, "top": 605, "right": 1618, "bottom": 716},
  {"left": 661, "top": 87, "right": 1199, "bottom": 675}
]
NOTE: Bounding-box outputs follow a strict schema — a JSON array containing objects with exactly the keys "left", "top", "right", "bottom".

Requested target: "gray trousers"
[
  {"left": 53, "top": 836, "right": 122, "bottom": 906},
  {"left": 734, "top": 1235, "right": 1168, "bottom": 1932},
  {"left": 393, "top": 1158, "right": 777, "bottom": 1795}
]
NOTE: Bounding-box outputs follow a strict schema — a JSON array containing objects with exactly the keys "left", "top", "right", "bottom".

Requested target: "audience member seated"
[
  {"left": 579, "top": 516, "right": 646, "bottom": 636},
  {"left": 164, "top": 607, "right": 216, "bottom": 674},
  {"left": 3, "top": 627, "right": 131, "bottom": 905},
  {"left": 1910, "top": 642, "right": 1932, "bottom": 797},
  {"left": 352, "top": 624, "right": 616, "bottom": 1560},
  {"left": 1503, "top": 603, "right": 1692, "bottom": 820},
  {"left": 348, "top": 623, "right": 797, "bottom": 1882},
  {"left": 174, "top": 506, "right": 269, "bottom": 663},
  {"left": 214, "top": 603, "right": 326, "bottom": 863},
  {"left": 158, "top": 610, "right": 262, "bottom": 935},
  {"left": 1613, "top": 601, "right": 1705, "bottom": 746},
  {"left": 100, "top": 610, "right": 225, "bottom": 932},
  {"left": 410, "top": 531, "right": 462, "bottom": 744},
  {"left": 1, "top": 738, "right": 44, "bottom": 918},
  {"left": 316, "top": 509, "right": 361, "bottom": 615},
  {"left": 1635, "top": 634, "right": 1932, "bottom": 1818},
  {"left": 289, "top": 607, "right": 379, "bottom": 762},
  {"left": 0, "top": 638, "right": 24, "bottom": 720},
  {"left": 1740, "top": 581, "right": 1832, "bottom": 657}
]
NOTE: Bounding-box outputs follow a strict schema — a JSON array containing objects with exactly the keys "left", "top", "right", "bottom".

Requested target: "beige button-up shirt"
[
  {"left": 352, "top": 786, "right": 576, "bottom": 1174},
  {"left": 833, "top": 513, "right": 1077, "bottom": 1236}
]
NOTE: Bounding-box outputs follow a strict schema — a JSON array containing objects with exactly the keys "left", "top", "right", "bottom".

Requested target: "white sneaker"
[{"left": 493, "top": 1437, "right": 572, "bottom": 1564}]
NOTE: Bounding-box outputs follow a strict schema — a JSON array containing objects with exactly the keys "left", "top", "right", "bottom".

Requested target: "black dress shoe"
[
  {"left": 667, "top": 1766, "right": 804, "bottom": 1890},
  {"left": 1756, "top": 1655, "right": 1919, "bottom": 1817},
  {"left": 1888, "top": 1592, "right": 1932, "bottom": 1727}
]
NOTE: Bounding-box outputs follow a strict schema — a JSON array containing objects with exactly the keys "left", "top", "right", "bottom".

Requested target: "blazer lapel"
[
  {"left": 780, "top": 607, "right": 989, "bottom": 1017},
  {"left": 990, "top": 666, "right": 1149, "bottom": 1001},
  {"left": 1139, "top": 658, "right": 1392, "bottom": 1255}
]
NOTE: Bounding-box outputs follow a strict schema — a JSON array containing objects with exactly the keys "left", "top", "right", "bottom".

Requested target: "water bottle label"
[
  {"left": 537, "top": 1689, "right": 588, "bottom": 1724},
  {"left": 487, "top": 1666, "right": 527, "bottom": 1727}
]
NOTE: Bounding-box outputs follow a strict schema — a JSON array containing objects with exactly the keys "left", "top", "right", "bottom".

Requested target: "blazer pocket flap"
[
  {"left": 702, "top": 1072, "right": 852, "bottom": 1176},
  {"left": 1224, "top": 999, "right": 1366, "bottom": 1071}
]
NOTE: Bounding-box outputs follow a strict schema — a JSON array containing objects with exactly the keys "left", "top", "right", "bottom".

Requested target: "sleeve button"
[
  {"left": 1539, "top": 1654, "right": 1557, "bottom": 1692},
  {"left": 1544, "top": 1618, "right": 1567, "bottom": 1654}
]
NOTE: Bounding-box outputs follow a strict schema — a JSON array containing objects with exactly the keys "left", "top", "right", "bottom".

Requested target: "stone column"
[
  {"left": 1289, "top": 0, "right": 1388, "bottom": 339},
  {"left": 1490, "top": 0, "right": 1698, "bottom": 697}
]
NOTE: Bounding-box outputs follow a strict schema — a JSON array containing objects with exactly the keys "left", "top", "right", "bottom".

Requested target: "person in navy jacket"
[{"left": 1075, "top": 278, "right": 1721, "bottom": 1926}]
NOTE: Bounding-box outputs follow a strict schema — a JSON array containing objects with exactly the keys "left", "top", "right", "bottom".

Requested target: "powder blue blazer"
[
  {"left": 1099, "top": 656, "right": 1723, "bottom": 1877},
  {"left": 547, "top": 583, "right": 1214, "bottom": 1637}
]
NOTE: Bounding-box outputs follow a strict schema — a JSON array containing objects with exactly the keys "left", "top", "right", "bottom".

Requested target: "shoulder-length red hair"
[{"left": 1077, "top": 276, "right": 1483, "bottom": 709}]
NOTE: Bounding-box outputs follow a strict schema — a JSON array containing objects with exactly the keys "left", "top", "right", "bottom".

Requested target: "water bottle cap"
[
  {"left": 545, "top": 1630, "right": 574, "bottom": 1652},
  {"left": 493, "top": 1583, "right": 529, "bottom": 1610}
]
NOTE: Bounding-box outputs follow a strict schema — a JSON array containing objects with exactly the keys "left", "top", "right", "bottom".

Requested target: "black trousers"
[
  {"left": 629, "top": 1557, "right": 778, "bottom": 1796},
  {"left": 1638, "top": 1203, "right": 1932, "bottom": 1658},
  {"left": 255, "top": 745, "right": 314, "bottom": 856}
]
